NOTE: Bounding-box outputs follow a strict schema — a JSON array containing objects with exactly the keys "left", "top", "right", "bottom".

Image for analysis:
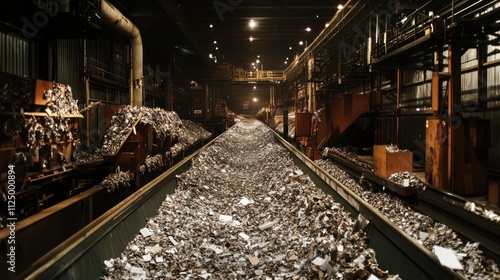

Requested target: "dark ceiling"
[{"left": 109, "top": 0, "right": 341, "bottom": 71}]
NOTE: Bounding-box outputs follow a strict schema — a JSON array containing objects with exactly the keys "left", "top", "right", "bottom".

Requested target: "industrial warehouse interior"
[{"left": 1, "top": 0, "right": 500, "bottom": 279}]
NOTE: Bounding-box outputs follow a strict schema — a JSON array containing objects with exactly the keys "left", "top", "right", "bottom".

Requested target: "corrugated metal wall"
[
  {"left": 462, "top": 48, "right": 478, "bottom": 103},
  {"left": 375, "top": 116, "right": 397, "bottom": 145},
  {"left": 0, "top": 32, "right": 29, "bottom": 77},
  {"left": 401, "top": 70, "right": 432, "bottom": 109},
  {"left": 56, "top": 39, "right": 84, "bottom": 101}
]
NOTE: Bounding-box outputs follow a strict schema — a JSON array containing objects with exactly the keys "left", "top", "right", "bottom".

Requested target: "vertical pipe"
[
  {"left": 396, "top": 68, "right": 402, "bottom": 146},
  {"left": 101, "top": 0, "right": 143, "bottom": 107},
  {"left": 478, "top": 44, "right": 487, "bottom": 111},
  {"left": 165, "top": 63, "right": 173, "bottom": 111},
  {"left": 337, "top": 46, "right": 342, "bottom": 85},
  {"left": 85, "top": 77, "right": 90, "bottom": 148},
  {"left": 367, "top": 13, "right": 372, "bottom": 65},
  {"left": 204, "top": 84, "right": 209, "bottom": 127}
]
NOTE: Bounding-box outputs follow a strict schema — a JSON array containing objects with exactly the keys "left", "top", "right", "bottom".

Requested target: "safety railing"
[{"left": 233, "top": 69, "right": 285, "bottom": 82}]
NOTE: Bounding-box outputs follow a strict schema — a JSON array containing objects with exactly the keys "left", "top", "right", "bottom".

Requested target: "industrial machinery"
[{"left": 0, "top": 73, "right": 82, "bottom": 224}]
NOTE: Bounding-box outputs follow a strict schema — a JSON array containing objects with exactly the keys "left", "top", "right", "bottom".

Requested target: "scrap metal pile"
[
  {"left": 77, "top": 106, "right": 211, "bottom": 163},
  {"left": 170, "top": 119, "right": 212, "bottom": 158},
  {"left": 102, "top": 119, "right": 398, "bottom": 280},
  {"left": 100, "top": 170, "right": 135, "bottom": 193},
  {"left": 101, "top": 106, "right": 183, "bottom": 156},
  {"left": 387, "top": 172, "right": 425, "bottom": 190},
  {"left": 1, "top": 80, "right": 79, "bottom": 152},
  {"left": 315, "top": 159, "right": 500, "bottom": 279}
]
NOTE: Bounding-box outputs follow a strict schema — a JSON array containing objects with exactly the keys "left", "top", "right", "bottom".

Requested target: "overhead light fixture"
[
  {"left": 249, "top": 19, "right": 257, "bottom": 28},
  {"left": 289, "top": 46, "right": 292, "bottom": 50},
  {"left": 299, "top": 41, "right": 304, "bottom": 45},
  {"left": 209, "top": 24, "right": 213, "bottom": 28},
  {"left": 256, "top": 59, "right": 260, "bottom": 63},
  {"left": 284, "top": 61, "right": 288, "bottom": 64},
  {"left": 325, "top": 23, "right": 330, "bottom": 28},
  {"left": 253, "top": 97, "right": 258, "bottom": 102},
  {"left": 337, "top": 4, "right": 344, "bottom": 10},
  {"left": 305, "top": 27, "right": 311, "bottom": 32},
  {"left": 257, "top": 55, "right": 260, "bottom": 58},
  {"left": 209, "top": 53, "right": 213, "bottom": 58},
  {"left": 215, "top": 46, "right": 219, "bottom": 50},
  {"left": 252, "top": 62, "right": 255, "bottom": 66},
  {"left": 213, "top": 40, "right": 217, "bottom": 44},
  {"left": 286, "top": 57, "right": 289, "bottom": 60},
  {"left": 253, "top": 86, "right": 256, "bottom": 89},
  {"left": 249, "top": 36, "right": 254, "bottom": 41}
]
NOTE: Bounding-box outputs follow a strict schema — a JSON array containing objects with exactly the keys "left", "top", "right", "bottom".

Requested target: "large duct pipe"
[{"left": 101, "top": 0, "right": 143, "bottom": 106}]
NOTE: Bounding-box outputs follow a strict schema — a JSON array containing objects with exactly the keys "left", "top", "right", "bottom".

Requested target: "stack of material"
[
  {"left": 78, "top": 107, "right": 211, "bottom": 163},
  {"left": 388, "top": 171, "right": 425, "bottom": 190},
  {"left": 102, "top": 119, "right": 397, "bottom": 279},
  {"left": 315, "top": 159, "right": 500, "bottom": 279},
  {"left": 101, "top": 106, "right": 183, "bottom": 156},
  {"left": 170, "top": 119, "right": 212, "bottom": 158}
]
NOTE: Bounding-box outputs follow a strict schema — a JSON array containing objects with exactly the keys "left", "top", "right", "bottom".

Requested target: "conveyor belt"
[
  {"left": 325, "top": 149, "right": 500, "bottom": 263},
  {"left": 16, "top": 120, "right": 465, "bottom": 280}
]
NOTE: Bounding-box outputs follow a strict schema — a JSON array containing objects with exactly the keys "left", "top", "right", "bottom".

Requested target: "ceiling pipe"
[{"left": 101, "top": 0, "right": 143, "bottom": 106}]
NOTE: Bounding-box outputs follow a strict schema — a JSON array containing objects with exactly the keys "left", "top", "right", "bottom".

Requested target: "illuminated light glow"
[
  {"left": 213, "top": 40, "right": 217, "bottom": 44},
  {"left": 286, "top": 57, "right": 289, "bottom": 60},
  {"left": 337, "top": 4, "right": 344, "bottom": 10},
  {"left": 215, "top": 47, "right": 219, "bottom": 50},
  {"left": 249, "top": 19, "right": 257, "bottom": 28},
  {"left": 325, "top": 23, "right": 330, "bottom": 28},
  {"left": 256, "top": 59, "right": 260, "bottom": 63},
  {"left": 299, "top": 41, "right": 304, "bottom": 45},
  {"left": 209, "top": 24, "right": 213, "bottom": 28},
  {"left": 284, "top": 61, "right": 288, "bottom": 64},
  {"left": 252, "top": 62, "right": 255, "bottom": 65},
  {"left": 289, "top": 46, "right": 292, "bottom": 50},
  {"left": 209, "top": 53, "right": 213, "bottom": 58},
  {"left": 249, "top": 36, "right": 254, "bottom": 41},
  {"left": 305, "top": 27, "right": 311, "bottom": 32},
  {"left": 253, "top": 86, "right": 256, "bottom": 89},
  {"left": 257, "top": 55, "right": 260, "bottom": 58},
  {"left": 253, "top": 97, "right": 258, "bottom": 102}
]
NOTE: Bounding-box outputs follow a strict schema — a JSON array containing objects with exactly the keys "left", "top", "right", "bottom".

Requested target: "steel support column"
[
  {"left": 396, "top": 68, "right": 402, "bottom": 146},
  {"left": 204, "top": 84, "right": 210, "bottom": 127},
  {"left": 165, "top": 64, "right": 173, "bottom": 111},
  {"left": 447, "top": 44, "right": 465, "bottom": 194},
  {"left": 478, "top": 43, "right": 488, "bottom": 111}
]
